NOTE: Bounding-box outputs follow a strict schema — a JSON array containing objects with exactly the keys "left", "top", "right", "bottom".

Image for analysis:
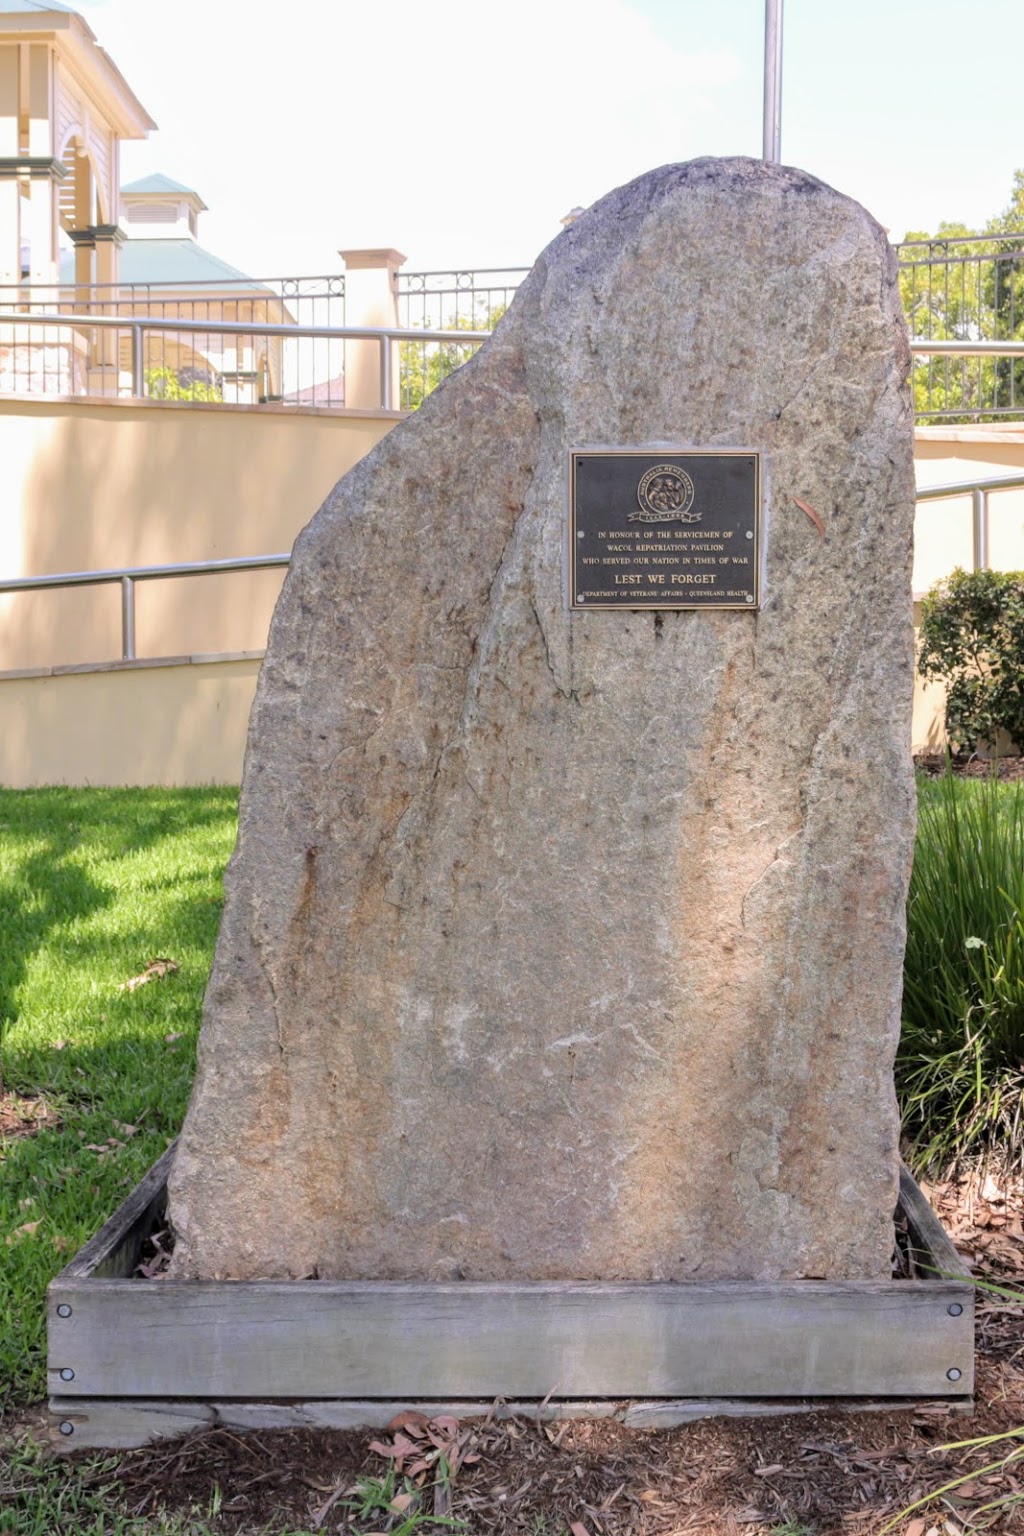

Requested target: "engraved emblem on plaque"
[{"left": 631, "top": 465, "right": 698, "bottom": 524}]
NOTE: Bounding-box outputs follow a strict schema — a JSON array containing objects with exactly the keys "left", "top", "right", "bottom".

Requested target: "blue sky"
[{"left": 75, "top": 0, "right": 1024, "bottom": 275}]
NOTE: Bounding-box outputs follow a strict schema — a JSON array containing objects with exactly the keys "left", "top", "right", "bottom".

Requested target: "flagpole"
[{"left": 763, "top": 0, "right": 783, "bottom": 163}]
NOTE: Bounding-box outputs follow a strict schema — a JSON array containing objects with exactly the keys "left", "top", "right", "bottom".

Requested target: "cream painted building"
[
  {"left": 0, "top": 0, "right": 154, "bottom": 281},
  {"left": 0, "top": 6, "right": 291, "bottom": 400},
  {"left": 0, "top": 0, "right": 152, "bottom": 391},
  {"left": 56, "top": 171, "right": 295, "bottom": 402}
]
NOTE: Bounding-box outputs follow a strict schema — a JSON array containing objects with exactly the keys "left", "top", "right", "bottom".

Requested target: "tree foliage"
[
  {"left": 145, "top": 366, "right": 223, "bottom": 403},
  {"left": 900, "top": 171, "right": 1024, "bottom": 421},
  {"left": 399, "top": 304, "right": 507, "bottom": 410},
  {"left": 918, "top": 567, "right": 1024, "bottom": 754}
]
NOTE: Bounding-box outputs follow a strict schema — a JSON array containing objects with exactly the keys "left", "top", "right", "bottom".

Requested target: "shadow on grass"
[
  {"left": 0, "top": 806, "right": 111, "bottom": 1052},
  {"left": 0, "top": 787, "right": 236, "bottom": 1075},
  {"left": 0, "top": 785, "right": 238, "bottom": 1408}
]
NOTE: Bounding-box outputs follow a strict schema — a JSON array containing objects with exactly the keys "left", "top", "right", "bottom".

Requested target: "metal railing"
[
  {"left": 0, "top": 553, "right": 291, "bottom": 664},
  {"left": 915, "top": 470, "right": 1024, "bottom": 573},
  {"left": 2, "top": 309, "right": 1024, "bottom": 417},
  {"left": 0, "top": 312, "right": 489, "bottom": 408},
  {"left": 896, "top": 233, "right": 1024, "bottom": 422},
  {"left": 0, "top": 273, "right": 350, "bottom": 404},
  {"left": 4, "top": 474, "right": 1023, "bottom": 675}
]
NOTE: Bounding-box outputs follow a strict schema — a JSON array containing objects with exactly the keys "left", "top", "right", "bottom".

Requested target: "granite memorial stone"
[{"left": 168, "top": 158, "right": 916, "bottom": 1285}]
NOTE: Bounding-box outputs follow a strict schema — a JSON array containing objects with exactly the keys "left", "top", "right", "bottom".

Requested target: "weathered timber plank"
[
  {"left": 899, "top": 1163, "right": 973, "bottom": 1281},
  {"left": 620, "top": 1396, "right": 974, "bottom": 1427},
  {"left": 47, "top": 1277, "right": 975, "bottom": 1400},
  {"left": 49, "top": 1393, "right": 974, "bottom": 1450},
  {"left": 56, "top": 1143, "right": 175, "bottom": 1281},
  {"left": 50, "top": 1397, "right": 215, "bottom": 1450}
]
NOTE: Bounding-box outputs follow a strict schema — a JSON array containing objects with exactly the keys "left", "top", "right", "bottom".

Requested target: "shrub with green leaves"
[
  {"left": 144, "top": 365, "right": 223, "bottom": 402},
  {"left": 899, "top": 772, "right": 1024, "bottom": 1172},
  {"left": 917, "top": 567, "right": 1024, "bottom": 754}
]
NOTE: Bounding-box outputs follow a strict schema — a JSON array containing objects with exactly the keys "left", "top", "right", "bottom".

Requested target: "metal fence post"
[
  {"left": 131, "top": 326, "right": 144, "bottom": 398},
  {"left": 121, "top": 575, "right": 136, "bottom": 660},
  {"left": 972, "top": 486, "right": 990, "bottom": 570}
]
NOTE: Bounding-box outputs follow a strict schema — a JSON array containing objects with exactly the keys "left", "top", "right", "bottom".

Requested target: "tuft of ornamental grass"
[{"left": 899, "top": 770, "right": 1024, "bottom": 1175}]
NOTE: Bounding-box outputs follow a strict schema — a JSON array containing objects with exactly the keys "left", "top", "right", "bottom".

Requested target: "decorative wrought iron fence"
[
  {"left": 394, "top": 268, "right": 529, "bottom": 409},
  {"left": 0, "top": 312, "right": 489, "bottom": 409},
  {"left": 0, "top": 275, "right": 347, "bottom": 405},
  {"left": 894, "top": 233, "right": 1024, "bottom": 422},
  {"left": 0, "top": 273, "right": 345, "bottom": 325},
  {"left": 395, "top": 268, "right": 528, "bottom": 330},
  {"left": 7, "top": 247, "right": 1024, "bottom": 420}
]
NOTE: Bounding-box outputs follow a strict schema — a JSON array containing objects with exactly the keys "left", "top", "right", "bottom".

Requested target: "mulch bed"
[
  {"left": 914, "top": 752, "right": 1024, "bottom": 782},
  {"left": 38, "top": 1168, "right": 1022, "bottom": 1536}
]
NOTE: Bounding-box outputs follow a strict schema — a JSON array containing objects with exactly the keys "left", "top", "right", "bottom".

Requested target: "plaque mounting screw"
[
  {"left": 59, "top": 1368, "right": 75, "bottom": 1381},
  {"left": 746, "top": 531, "right": 754, "bottom": 539},
  {"left": 578, "top": 595, "right": 586, "bottom": 602},
  {"left": 56, "top": 1304, "right": 72, "bottom": 1318},
  {"left": 946, "top": 1367, "right": 963, "bottom": 1381},
  {"left": 745, "top": 596, "right": 754, "bottom": 604},
  {"left": 948, "top": 1303, "right": 963, "bottom": 1317},
  {"left": 59, "top": 1422, "right": 74, "bottom": 1436},
  {"left": 577, "top": 531, "right": 584, "bottom": 538}
]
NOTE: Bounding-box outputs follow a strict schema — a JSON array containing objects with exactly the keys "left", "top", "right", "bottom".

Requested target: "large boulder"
[{"left": 168, "top": 158, "right": 916, "bottom": 1284}]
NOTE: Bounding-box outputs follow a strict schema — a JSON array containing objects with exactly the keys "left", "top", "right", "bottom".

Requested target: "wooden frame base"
[
  {"left": 47, "top": 1148, "right": 975, "bottom": 1449},
  {"left": 49, "top": 1393, "right": 974, "bottom": 1452}
]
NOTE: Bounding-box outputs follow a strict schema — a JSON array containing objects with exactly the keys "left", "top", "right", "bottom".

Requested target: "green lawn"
[{"left": 0, "top": 787, "right": 238, "bottom": 1409}]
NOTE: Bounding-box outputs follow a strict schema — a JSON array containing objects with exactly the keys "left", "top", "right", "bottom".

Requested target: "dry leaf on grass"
[
  {"left": 5, "top": 1219, "right": 41, "bottom": 1244},
  {"left": 121, "top": 957, "right": 179, "bottom": 991}
]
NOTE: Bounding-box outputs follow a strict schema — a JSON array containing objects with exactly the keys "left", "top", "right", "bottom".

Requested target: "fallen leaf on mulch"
[
  {"left": 120, "top": 957, "right": 179, "bottom": 991},
  {"left": 135, "top": 1228, "right": 173, "bottom": 1279},
  {"left": 931, "top": 1197, "right": 1024, "bottom": 1296},
  {"left": 982, "top": 1173, "right": 1007, "bottom": 1205},
  {"left": 915, "top": 751, "right": 1024, "bottom": 782},
  {"left": 0, "top": 1091, "right": 57, "bottom": 1140},
  {"left": 369, "top": 1413, "right": 480, "bottom": 1485}
]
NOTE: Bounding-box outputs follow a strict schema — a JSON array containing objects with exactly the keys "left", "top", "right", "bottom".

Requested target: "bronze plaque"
[{"left": 569, "top": 449, "right": 761, "bottom": 610}]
